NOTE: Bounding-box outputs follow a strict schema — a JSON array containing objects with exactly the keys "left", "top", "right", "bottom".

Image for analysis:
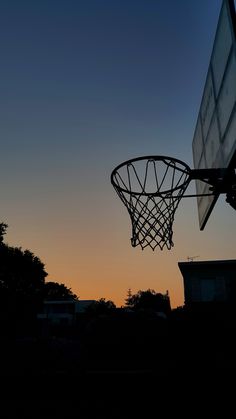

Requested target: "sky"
[{"left": 1, "top": 0, "right": 235, "bottom": 308}]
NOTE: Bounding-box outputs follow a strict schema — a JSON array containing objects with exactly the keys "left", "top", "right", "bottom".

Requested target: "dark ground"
[{"left": 0, "top": 311, "right": 235, "bottom": 418}]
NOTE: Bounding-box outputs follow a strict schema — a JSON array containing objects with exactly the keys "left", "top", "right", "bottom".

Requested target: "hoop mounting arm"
[
  {"left": 190, "top": 168, "right": 235, "bottom": 192},
  {"left": 190, "top": 167, "right": 236, "bottom": 210}
]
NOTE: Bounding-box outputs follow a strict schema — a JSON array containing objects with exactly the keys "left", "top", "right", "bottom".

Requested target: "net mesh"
[{"left": 111, "top": 156, "right": 190, "bottom": 250}]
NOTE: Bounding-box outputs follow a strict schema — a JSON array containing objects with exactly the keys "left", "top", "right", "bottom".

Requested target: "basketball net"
[{"left": 111, "top": 156, "right": 191, "bottom": 250}]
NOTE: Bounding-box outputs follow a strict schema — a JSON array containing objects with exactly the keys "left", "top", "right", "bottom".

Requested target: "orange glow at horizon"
[{"left": 3, "top": 192, "right": 236, "bottom": 310}]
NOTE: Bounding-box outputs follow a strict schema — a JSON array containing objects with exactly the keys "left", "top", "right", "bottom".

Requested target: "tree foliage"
[
  {"left": 43, "top": 281, "right": 78, "bottom": 300},
  {"left": 0, "top": 244, "right": 47, "bottom": 301},
  {"left": 0, "top": 222, "right": 8, "bottom": 244},
  {"left": 0, "top": 224, "right": 48, "bottom": 335},
  {"left": 125, "top": 288, "right": 171, "bottom": 314},
  {"left": 86, "top": 298, "right": 116, "bottom": 315},
  {"left": 0, "top": 222, "right": 78, "bottom": 335}
]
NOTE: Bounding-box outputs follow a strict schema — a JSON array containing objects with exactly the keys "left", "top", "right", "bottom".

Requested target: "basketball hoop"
[
  {"left": 111, "top": 156, "right": 191, "bottom": 250},
  {"left": 111, "top": 155, "right": 236, "bottom": 251}
]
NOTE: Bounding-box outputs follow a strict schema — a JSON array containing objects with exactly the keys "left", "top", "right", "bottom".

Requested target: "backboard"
[{"left": 192, "top": 0, "right": 236, "bottom": 230}]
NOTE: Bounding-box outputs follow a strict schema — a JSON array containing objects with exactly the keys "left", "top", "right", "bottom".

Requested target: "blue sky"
[{"left": 1, "top": 0, "right": 234, "bottom": 307}]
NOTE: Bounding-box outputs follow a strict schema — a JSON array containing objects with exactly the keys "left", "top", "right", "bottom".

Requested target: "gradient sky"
[{"left": 1, "top": 0, "right": 235, "bottom": 308}]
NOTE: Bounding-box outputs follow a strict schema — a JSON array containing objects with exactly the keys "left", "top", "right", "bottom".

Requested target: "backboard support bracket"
[{"left": 190, "top": 167, "right": 236, "bottom": 210}]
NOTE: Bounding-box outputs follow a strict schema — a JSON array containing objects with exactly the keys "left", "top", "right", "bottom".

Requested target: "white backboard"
[{"left": 192, "top": 0, "right": 236, "bottom": 229}]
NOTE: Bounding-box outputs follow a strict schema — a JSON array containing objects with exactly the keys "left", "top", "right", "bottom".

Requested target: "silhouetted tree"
[
  {"left": 86, "top": 298, "right": 116, "bottom": 315},
  {"left": 0, "top": 223, "right": 80, "bottom": 336},
  {"left": 125, "top": 289, "right": 171, "bottom": 315},
  {"left": 0, "top": 223, "right": 47, "bottom": 335},
  {"left": 0, "top": 246, "right": 47, "bottom": 300},
  {"left": 0, "top": 222, "right": 8, "bottom": 244},
  {"left": 125, "top": 288, "right": 132, "bottom": 306},
  {"left": 43, "top": 281, "right": 78, "bottom": 300}
]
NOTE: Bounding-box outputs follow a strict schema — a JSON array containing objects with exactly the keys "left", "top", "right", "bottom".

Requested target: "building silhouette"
[{"left": 178, "top": 259, "right": 236, "bottom": 309}]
